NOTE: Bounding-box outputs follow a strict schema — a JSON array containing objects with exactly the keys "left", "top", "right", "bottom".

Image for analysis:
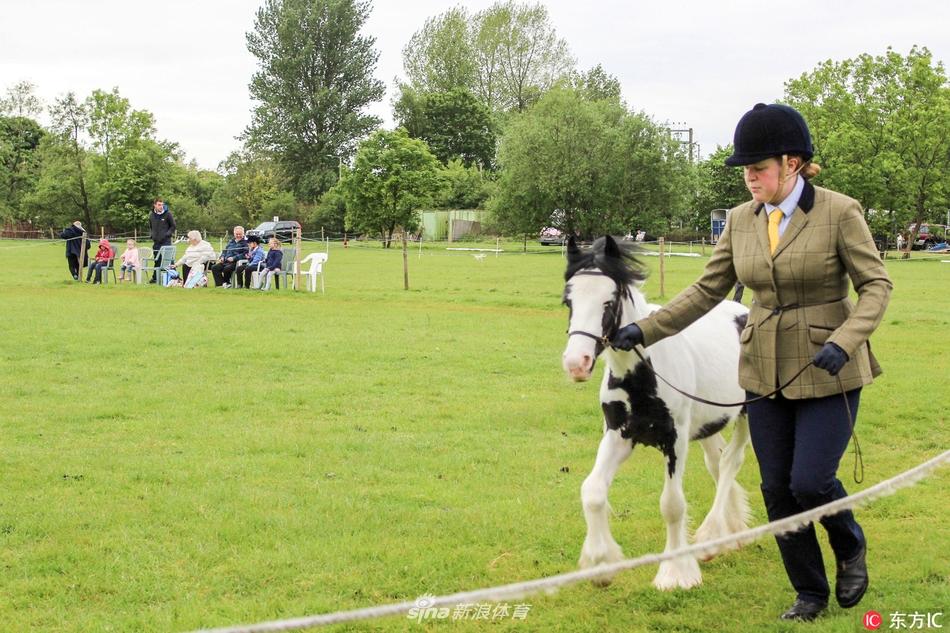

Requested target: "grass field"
[{"left": 0, "top": 238, "right": 947, "bottom": 633}]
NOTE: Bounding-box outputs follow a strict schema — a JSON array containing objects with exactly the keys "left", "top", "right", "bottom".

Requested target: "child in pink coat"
[{"left": 119, "top": 239, "right": 141, "bottom": 282}]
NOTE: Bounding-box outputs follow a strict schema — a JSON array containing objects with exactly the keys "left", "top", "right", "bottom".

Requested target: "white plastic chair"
[{"left": 299, "top": 252, "right": 328, "bottom": 293}]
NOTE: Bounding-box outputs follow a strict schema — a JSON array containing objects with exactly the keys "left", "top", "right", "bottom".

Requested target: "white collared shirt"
[{"left": 764, "top": 175, "right": 805, "bottom": 237}]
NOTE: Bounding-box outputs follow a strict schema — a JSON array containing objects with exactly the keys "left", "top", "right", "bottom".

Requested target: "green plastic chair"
[{"left": 142, "top": 244, "right": 177, "bottom": 284}]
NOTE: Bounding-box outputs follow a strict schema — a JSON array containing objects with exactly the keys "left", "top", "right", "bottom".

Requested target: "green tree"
[
  {"left": 402, "top": 7, "right": 476, "bottom": 94},
  {"left": 311, "top": 184, "right": 348, "bottom": 235},
  {"left": 435, "top": 159, "right": 495, "bottom": 209},
  {"left": 341, "top": 128, "right": 442, "bottom": 247},
  {"left": 246, "top": 0, "right": 384, "bottom": 201},
  {"left": 476, "top": 1, "right": 574, "bottom": 112},
  {"left": 491, "top": 88, "right": 690, "bottom": 238},
  {"left": 394, "top": 87, "right": 496, "bottom": 168},
  {"left": 85, "top": 88, "right": 174, "bottom": 231},
  {"left": 693, "top": 145, "right": 749, "bottom": 215},
  {"left": 570, "top": 64, "right": 622, "bottom": 103},
  {"left": 32, "top": 92, "right": 94, "bottom": 228},
  {"left": 22, "top": 89, "right": 178, "bottom": 233},
  {"left": 401, "top": 2, "right": 574, "bottom": 114},
  {"left": 785, "top": 46, "right": 950, "bottom": 251},
  {"left": 0, "top": 81, "right": 43, "bottom": 118},
  {"left": 163, "top": 161, "right": 225, "bottom": 233},
  {"left": 0, "top": 115, "right": 45, "bottom": 221},
  {"left": 211, "top": 151, "right": 286, "bottom": 229}
]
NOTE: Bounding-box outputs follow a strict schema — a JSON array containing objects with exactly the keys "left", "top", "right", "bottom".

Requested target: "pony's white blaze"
[
  {"left": 562, "top": 273, "right": 616, "bottom": 382},
  {"left": 562, "top": 236, "right": 751, "bottom": 591}
]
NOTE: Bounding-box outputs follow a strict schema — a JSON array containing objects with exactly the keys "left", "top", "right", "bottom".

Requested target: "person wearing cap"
[
  {"left": 59, "top": 220, "right": 90, "bottom": 280},
  {"left": 611, "top": 103, "right": 891, "bottom": 621},
  {"left": 234, "top": 234, "right": 265, "bottom": 289}
]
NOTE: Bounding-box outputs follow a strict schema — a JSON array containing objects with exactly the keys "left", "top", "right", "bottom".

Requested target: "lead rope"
[
  {"left": 627, "top": 344, "right": 864, "bottom": 484},
  {"left": 837, "top": 374, "right": 864, "bottom": 483}
]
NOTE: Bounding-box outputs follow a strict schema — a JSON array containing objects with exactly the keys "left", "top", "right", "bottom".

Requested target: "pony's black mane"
[{"left": 564, "top": 236, "right": 649, "bottom": 287}]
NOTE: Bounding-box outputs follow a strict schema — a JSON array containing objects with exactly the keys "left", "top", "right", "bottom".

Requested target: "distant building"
[{"left": 421, "top": 210, "right": 486, "bottom": 241}]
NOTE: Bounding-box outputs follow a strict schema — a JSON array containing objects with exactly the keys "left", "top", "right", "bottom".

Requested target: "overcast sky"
[{"left": 2, "top": 0, "right": 947, "bottom": 170}]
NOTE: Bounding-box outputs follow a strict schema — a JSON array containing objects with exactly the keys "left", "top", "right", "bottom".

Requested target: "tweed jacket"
[{"left": 637, "top": 180, "right": 892, "bottom": 399}]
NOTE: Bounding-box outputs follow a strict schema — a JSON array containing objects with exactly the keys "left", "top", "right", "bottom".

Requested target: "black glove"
[
  {"left": 611, "top": 323, "right": 644, "bottom": 351},
  {"left": 813, "top": 342, "right": 849, "bottom": 376}
]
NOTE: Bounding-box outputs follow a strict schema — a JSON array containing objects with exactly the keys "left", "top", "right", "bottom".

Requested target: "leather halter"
[{"left": 565, "top": 270, "right": 627, "bottom": 346}]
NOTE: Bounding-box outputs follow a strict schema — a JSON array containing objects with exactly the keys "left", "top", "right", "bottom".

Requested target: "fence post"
[
  {"left": 701, "top": 237, "right": 706, "bottom": 256},
  {"left": 402, "top": 230, "right": 409, "bottom": 290},
  {"left": 295, "top": 226, "right": 302, "bottom": 291},
  {"left": 77, "top": 231, "right": 88, "bottom": 282},
  {"left": 658, "top": 237, "right": 666, "bottom": 298}
]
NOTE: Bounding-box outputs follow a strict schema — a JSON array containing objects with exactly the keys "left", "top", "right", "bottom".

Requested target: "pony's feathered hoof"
[
  {"left": 694, "top": 516, "right": 740, "bottom": 561},
  {"left": 653, "top": 556, "right": 702, "bottom": 590},
  {"left": 579, "top": 538, "right": 624, "bottom": 587}
]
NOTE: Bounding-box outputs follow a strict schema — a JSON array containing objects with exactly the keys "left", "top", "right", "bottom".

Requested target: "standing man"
[
  {"left": 59, "top": 220, "right": 89, "bottom": 280},
  {"left": 149, "top": 197, "right": 176, "bottom": 283}
]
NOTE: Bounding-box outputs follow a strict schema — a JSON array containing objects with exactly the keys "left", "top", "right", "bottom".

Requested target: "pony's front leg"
[
  {"left": 695, "top": 416, "right": 751, "bottom": 555},
  {"left": 653, "top": 429, "right": 702, "bottom": 590},
  {"left": 579, "top": 428, "right": 632, "bottom": 586}
]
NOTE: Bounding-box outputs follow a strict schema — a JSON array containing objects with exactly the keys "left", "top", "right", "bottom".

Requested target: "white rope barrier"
[{"left": 189, "top": 449, "right": 949, "bottom": 633}]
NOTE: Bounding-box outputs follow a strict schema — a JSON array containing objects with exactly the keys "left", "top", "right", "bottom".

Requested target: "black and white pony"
[{"left": 562, "top": 236, "right": 751, "bottom": 590}]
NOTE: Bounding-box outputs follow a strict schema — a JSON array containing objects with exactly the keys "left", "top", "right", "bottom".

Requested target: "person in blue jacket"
[
  {"left": 211, "top": 226, "right": 248, "bottom": 287},
  {"left": 260, "top": 237, "right": 283, "bottom": 291},
  {"left": 235, "top": 235, "right": 266, "bottom": 288}
]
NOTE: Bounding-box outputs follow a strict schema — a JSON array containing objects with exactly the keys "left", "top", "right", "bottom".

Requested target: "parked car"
[
  {"left": 247, "top": 220, "right": 302, "bottom": 242},
  {"left": 539, "top": 227, "right": 565, "bottom": 246}
]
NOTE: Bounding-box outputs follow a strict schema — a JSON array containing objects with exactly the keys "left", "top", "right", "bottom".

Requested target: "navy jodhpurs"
[{"left": 747, "top": 388, "right": 865, "bottom": 604}]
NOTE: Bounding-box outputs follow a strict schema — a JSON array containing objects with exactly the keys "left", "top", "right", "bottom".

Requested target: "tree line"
[{"left": 1, "top": 0, "right": 947, "bottom": 247}]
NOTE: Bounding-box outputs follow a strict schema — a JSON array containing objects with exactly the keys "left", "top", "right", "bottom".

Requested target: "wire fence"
[
  {"left": 188, "top": 449, "right": 949, "bottom": 633},
  {"left": 4, "top": 233, "right": 948, "bottom": 263}
]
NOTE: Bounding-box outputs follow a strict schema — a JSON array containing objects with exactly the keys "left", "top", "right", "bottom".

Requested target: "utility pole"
[{"left": 669, "top": 122, "right": 700, "bottom": 162}]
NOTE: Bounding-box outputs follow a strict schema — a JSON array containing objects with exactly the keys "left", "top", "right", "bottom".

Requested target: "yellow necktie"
[{"left": 768, "top": 209, "right": 783, "bottom": 254}]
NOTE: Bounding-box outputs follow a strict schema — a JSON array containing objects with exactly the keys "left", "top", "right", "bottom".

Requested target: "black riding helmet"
[{"left": 724, "top": 103, "right": 813, "bottom": 166}]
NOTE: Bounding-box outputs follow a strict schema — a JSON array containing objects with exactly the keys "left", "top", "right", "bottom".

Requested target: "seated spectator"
[
  {"left": 211, "top": 226, "right": 248, "bottom": 287},
  {"left": 235, "top": 235, "right": 266, "bottom": 289},
  {"left": 85, "top": 238, "right": 115, "bottom": 284},
  {"left": 170, "top": 230, "right": 216, "bottom": 284},
  {"left": 118, "top": 238, "right": 141, "bottom": 282},
  {"left": 259, "top": 237, "right": 283, "bottom": 291}
]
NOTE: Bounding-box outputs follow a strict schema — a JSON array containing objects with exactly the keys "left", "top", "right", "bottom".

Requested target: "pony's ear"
[
  {"left": 603, "top": 235, "right": 621, "bottom": 258},
  {"left": 566, "top": 235, "right": 580, "bottom": 257}
]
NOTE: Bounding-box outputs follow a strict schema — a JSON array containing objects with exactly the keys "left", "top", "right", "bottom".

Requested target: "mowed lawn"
[{"left": 0, "top": 239, "right": 947, "bottom": 633}]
